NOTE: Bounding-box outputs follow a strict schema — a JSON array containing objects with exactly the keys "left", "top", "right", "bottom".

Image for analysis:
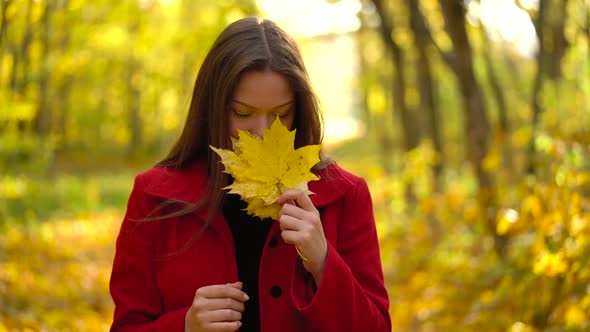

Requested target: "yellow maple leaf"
[{"left": 211, "top": 117, "right": 321, "bottom": 220}]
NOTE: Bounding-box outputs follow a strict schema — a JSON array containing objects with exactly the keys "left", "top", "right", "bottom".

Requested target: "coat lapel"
[
  {"left": 308, "top": 162, "right": 355, "bottom": 207},
  {"left": 142, "top": 162, "right": 235, "bottom": 253}
]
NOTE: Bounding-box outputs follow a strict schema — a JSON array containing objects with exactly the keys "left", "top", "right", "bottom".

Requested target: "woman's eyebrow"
[{"left": 231, "top": 100, "right": 294, "bottom": 111}]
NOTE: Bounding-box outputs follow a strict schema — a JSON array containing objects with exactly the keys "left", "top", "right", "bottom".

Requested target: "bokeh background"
[{"left": 1, "top": 0, "right": 589, "bottom": 331}]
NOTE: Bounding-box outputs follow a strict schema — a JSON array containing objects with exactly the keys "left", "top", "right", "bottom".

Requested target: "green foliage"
[
  {"left": 0, "top": 0, "right": 259, "bottom": 168},
  {"left": 0, "top": 171, "right": 134, "bottom": 227},
  {"left": 0, "top": 128, "right": 56, "bottom": 174}
]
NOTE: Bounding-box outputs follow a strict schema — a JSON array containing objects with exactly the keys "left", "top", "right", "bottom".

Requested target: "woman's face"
[{"left": 228, "top": 70, "right": 295, "bottom": 139}]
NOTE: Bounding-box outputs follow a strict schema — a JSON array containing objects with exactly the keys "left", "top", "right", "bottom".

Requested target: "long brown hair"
[{"left": 155, "top": 17, "right": 326, "bottom": 224}]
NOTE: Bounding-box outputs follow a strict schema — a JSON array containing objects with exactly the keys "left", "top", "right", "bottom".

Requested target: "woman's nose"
[{"left": 250, "top": 114, "right": 273, "bottom": 137}]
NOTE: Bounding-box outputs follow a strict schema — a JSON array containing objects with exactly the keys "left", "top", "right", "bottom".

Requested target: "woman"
[{"left": 110, "top": 17, "right": 391, "bottom": 332}]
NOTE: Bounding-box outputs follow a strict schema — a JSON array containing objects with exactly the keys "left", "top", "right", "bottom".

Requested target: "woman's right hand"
[{"left": 185, "top": 281, "right": 249, "bottom": 332}]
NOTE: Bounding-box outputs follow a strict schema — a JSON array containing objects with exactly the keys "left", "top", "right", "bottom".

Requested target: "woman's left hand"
[{"left": 277, "top": 189, "right": 327, "bottom": 283}]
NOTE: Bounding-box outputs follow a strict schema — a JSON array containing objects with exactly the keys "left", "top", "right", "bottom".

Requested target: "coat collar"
[
  {"left": 143, "top": 162, "right": 209, "bottom": 205},
  {"left": 143, "top": 161, "right": 354, "bottom": 209}
]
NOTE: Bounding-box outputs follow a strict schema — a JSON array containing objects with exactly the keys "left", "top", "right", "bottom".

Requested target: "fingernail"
[{"left": 244, "top": 293, "right": 250, "bottom": 301}]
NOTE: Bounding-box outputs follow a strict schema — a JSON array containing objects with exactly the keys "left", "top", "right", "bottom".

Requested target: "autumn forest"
[{"left": 1, "top": 0, "right": 589, "bottom": 331}]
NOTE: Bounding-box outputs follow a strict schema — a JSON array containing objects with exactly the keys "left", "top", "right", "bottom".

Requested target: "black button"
[
  {"left": 270, "top": 285, "right": 282, "bottom": 298},
  {"left": 268, "top": 236, "right": 279, "bottom": 248}
]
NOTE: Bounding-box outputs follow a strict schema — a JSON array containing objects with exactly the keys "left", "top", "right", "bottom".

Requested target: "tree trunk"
[
  {"left": 0, "top": 0, "right": 13, "bottom": 86},
  {"left": 544, "top": 0, "right": 569, "bottom": 81},
  {"left": 127, "top": 61, "right": 142, "bottom": 159},
  {"left": 439, "top": 0, "right": 506, "bottom": 257},
  {"left": 371, "top": 0, "right": 421, "bottom": 153},
  {"left": 527, "top": 0, "right": 569, "bottom": 174},
  {"left": 8, "top": 45, "right": 18, "bottom": 91},
  {"left": 355, "top": 15, "right": 373, "bottom": 133},
  {"left": 55, "top": 0, "right": 71, "bottom": 151},
  {"left": 408, "top": 0, "right": 442, "bottom": 245},
  {"left": 34, "top": 0, "right": 52, "bottom": 136},
  {"left": 0, "top": 0, "right": 11, "bottom": 50},
  {"left": 408, "top": 0, "right": 444, "bottom": 185},
  {"left": 56, "top": 76, "right": 73, "bottom": 147},
  {"left": 14, "top": 0, "right": 34, "bottom": 94},
  {"left": 126, "top": 21, "right": 142, "bottom": 159},
  {"left": 527, "top": 0, "right": 548, "bottom": 174},
  {"left": 479, "top": 25, "right": 515, "bottom": 177},
  {"left": 13, "top": 0, "right": 34, "bottom": 132},
  {"left": 371, "top": 0, "right": 420, "bottom": 203}
]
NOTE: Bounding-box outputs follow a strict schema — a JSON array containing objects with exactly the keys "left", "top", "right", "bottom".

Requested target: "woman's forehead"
[{"left": 231, "top": 70, "right": 294, "bottom": 108}]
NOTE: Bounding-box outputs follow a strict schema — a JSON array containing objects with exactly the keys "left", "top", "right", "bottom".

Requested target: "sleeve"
[
  {"left": 290, "top": 177, "right": 391, "bottom": 331},
  {"left": 109, "top": 174, "right": 188, "bottom": 332}
]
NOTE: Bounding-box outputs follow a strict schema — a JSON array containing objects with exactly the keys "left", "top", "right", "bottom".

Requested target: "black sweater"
[{"left": 222, "top": 194, "right": 273, "bottom": 332}]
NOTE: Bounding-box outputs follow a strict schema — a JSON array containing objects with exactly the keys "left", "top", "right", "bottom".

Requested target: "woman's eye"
[
  {"left": 232, "top": 109, "right": 252, "bottom": 118},
  {"left": 274, "top": 112, "right": 290, "bottom": 118}
]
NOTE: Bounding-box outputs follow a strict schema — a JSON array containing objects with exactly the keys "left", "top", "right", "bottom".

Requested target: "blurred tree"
[
  {"left": 356, "top": 6, "right": 396, "bottom": 174},
  {"left": 436, "top": 1, "right": 508, "bottom": 257},
  {"left": 0, "top": 0, "right": 258, "bottom": 171},
  {"left": 370, "top": 0, "right": 420, "bottom": 202},
  {"left": 408, "top": 0, "right": 443, "bottom": 191},
  {"left": 9, "top": 0, "right": 34, "bottom": 132},
  {"left": 527, "top": 0, "right": 571, "bottom": 174},
  {"left": 55, "top": 0, "right": 73, "bottom": 145},
  {"left": 33, "top": 0, "right": 53, "bottom": 136},
  {"left": 125, "top": 2, "right": 143, "bottom": 159},
  {"left": 478, "top": 20, "right": 515, "bottom": 176},
  {"left": 0, "top": 0, "right": 14, "bottom": 81},
  {"left": 370, "top": 0, "right": 421, "bottom": 152}
]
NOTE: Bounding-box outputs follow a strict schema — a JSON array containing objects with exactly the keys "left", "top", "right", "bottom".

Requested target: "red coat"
[{"left": 110, "top": 162, "right": 391, "bottom": 331}]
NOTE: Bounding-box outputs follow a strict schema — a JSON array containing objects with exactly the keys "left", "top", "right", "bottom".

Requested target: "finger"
[
  {"left": 204, "top": 321, "right": 242, "bottom": 331},
  {"left": 200, "top": 297, "right": 245, "bottom": 312},
  {"left": 200, "top": 308, "right": 242, "bottom": 323},
  {"left": 279, "top": 214, "right": 304, "bottom": 231},
  {"left": 278, "top": 189, "right": 315, "bottom": 212},
  {"left": 195, "top": 284, "right": 249, "bottom": 302},
  {"left": 279, "top": 203, "right": 318, "bottom": 221},
  {"left": 281, "top": 229, "right": 303, "bottom": 245},
  {"left": 227, "top": 281, "right": 243, "bottom": 289}
]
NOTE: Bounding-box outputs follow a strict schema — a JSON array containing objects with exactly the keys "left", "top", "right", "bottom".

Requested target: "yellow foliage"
[
  {"left": 478, "top": 290, "right": 495, "bottom": 305},
  {"left": 0, "top": 176, "right": 28, "bottom": 199},
  {"left": 0, "top": 212, "right": 119, "bottom": 330},
  {"left": 462, "top": 201, "right": 480, "bottom": 224},
  {"left": 569, "top": 191, "right": 582, "bottom": 214},
  {"left": 367, "top": 86, "right": 387, "bottom": 114},
  {"left": 508, "top": 322, "right": 537, "bottom": 332},
  {"left": 419, "top": 196, "right": 435, "bottom": 214},
  {"left": 533, "top": 251, "right": 568, "bottom": 276},
  {"left": 565, "top": 304, "right": 587, "bottom": 327},
  {"left": 512, "top": 127, "right": 533, "bottom": 147},
  {"left": 522, "top": 195, "right": 543, "bottom": 219},
  {"left": 496, "top": 208, "right": 519, "bottom": 235},
  {"left": 483, "top": 148, "right": 501, "bottom": 172},
  {"left": 570, "top": 214, "right": 589, "bottom": 236},
  {"left": 211, "top": 117, "right": 321, "bottom": 220}
]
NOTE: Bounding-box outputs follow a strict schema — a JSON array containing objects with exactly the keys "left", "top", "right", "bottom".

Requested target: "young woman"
[{"left": 110, "top": 17, "right": 391, "bottom": 332}]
